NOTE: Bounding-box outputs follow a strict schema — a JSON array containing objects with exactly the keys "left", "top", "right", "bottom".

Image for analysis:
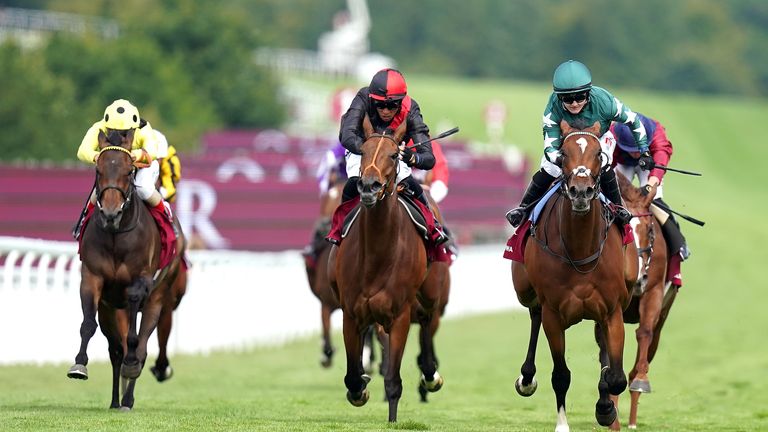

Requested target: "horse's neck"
[
  {"left": 558, "top": 197, "right": 606, "bottom": 256},
  {"left": 359, "top": 194, "right": 402, "bottom": 254}
]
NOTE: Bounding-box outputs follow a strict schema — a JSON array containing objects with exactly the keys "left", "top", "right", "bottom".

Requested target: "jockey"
[
  {"left": 154, "top": 130, "right": 182, "bottom": 203},
  {"left": 505, "top": 60, "right": 649, "bottom": 230},
  {"left": 326, "top": 67, "right": 447, "bottom": 246},
  {"left": 72, "top": 99, "right": 175, "bottom": 239},
  {"left": 611, "top": 113, "right": 690, "bottom": 287},
  {"left": 316, "top": 141, "right": 347, "bottom": 197}
]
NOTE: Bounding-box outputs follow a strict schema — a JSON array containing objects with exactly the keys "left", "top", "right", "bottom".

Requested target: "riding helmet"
[
  {"left": 552, "top": 60, "right": 592, "bottom": 94},
  {"left": 369, "top": 68, "right": 407, "bottom": 101},
  {"left": 103, "top": 99, "right": 141, "bottom": 130}
]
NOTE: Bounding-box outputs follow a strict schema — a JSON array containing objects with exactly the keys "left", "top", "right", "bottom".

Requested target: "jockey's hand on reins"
[{"left": 638, "top": 151, "right": 655, "bottom": 170}]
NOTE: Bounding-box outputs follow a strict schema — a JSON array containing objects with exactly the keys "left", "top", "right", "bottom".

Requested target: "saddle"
[{"left": 77, "top": 203, "right": 178, "bottom": 270}]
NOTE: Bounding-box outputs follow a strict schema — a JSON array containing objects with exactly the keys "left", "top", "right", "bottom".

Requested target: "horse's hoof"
[
  {"left": 118, "top": 406, "right": 132, "bottom": 412},
  {"left": 515, "top": 374, "right": 537, "bottom": 397},
  {"left": 150, "top": 365, "right": 173, "bottom": 382},
  {"left": 346, "top": 388, "right": 370, "bottom": 407},
  {"left": 320, "top": 358, "right": 332, "bottom": 368},
  {"left": 420, "top": 371, "right": 444, "bottom": 393},
  {"left": 67, "top": 364, "right": 88, "bottom": 380},
  {"left": 362, "top": 374, "right": 371, "bottom": 384},
  {"left": 595, "top": 400, "right": 617, "bottom": 427},
  {"left": 628, "top": 424, "right": 637, "bottom": 430},
  {"left": 120, "top": 362, "right": 142, "bottom": 380},
  {"left": 629, "top": 378, "right": 651, "bottom": 393}
]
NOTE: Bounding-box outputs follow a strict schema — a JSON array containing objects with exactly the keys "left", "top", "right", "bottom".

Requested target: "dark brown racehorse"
[
  {"left": 67, "top": 129, "right": 176, "bottom": 410},
  {"left": 328, "top": 115, "right": 444, "bottom": 422},
  {"left": 149, "top": 221, "right": 187, "bottom": 382},
  {"left": 305, "top": 175, "right": 344, "bottom": 368},
  {"left": 613, "top": 172, "right": 679, "bottom": 429},
  {"left": 511, "top": 121, "right": 638, "bottom": 431}
]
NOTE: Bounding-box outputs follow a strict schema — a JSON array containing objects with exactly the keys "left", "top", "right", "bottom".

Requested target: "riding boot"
[
  {"left": 600, "top": 169, "right": 633, "bottom": 226},
  {"left": 303, "top": 218, "right": 331, "bottom": 268},
  {"left": 415, "top": 191, "right": 449, "bottom": 245},
  {"left": 404, "top": 176, "right": 448, "bottom": 245},
  {"left": 72, "top": 201, "right": 95, "bottom": 240},
  {"left": 654, "top": 198, "right": 691, "bottom": 260},
  {"left": 505, "top": 169, "right": 556, "bottom": 227},
  {"left": 155, "top": 200, "right": 179, "bottom": 237},
  {"left": 325, "top": 177, "right": 360, "bottom": 245}
]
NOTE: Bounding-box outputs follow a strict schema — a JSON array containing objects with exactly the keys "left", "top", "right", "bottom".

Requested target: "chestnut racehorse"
[
  {"left": 613, "top": 172, "right": 679, "bottom": 429},
  {"left": 328, "top": 115, "right": 444, "bottom": 422},
  {"left": 511, "top": 121, "right": 638, "bottom": 431},
  {"left": 67, "top": 129, "right": 178, "bottom": 410}
]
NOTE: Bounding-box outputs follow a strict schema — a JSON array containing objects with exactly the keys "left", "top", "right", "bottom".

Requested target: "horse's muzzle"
[
  {"left": 358, "top": 179, "right": 382, "bottom": 208},
  {"left": 567, "top": 183, "right": 596, "bottom": 214}
]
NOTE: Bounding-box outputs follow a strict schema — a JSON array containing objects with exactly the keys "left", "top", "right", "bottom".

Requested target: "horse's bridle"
[
  {"left": 94, "top": 145, "right": 138, "bottom": 232},
  {"left": 558, "top": 131, "right": 607, "bottom": 198},
  {"left": 633, "top": 211, "right": 656, "bottom": 284},
  {"left": 362, "top": 133, "right": 400, "bottom": 202}
]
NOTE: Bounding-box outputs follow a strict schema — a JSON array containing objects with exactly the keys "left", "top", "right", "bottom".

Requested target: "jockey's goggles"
[
  {"left": 558, "top": 91, "right": 589, "bottom": 104},
  {"left": 373, "top": 100, "right": 401, "bottom": 110}
]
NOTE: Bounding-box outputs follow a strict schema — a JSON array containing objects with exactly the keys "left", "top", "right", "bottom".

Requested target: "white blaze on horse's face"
[{"left": 577, "top": 137, "right": 588, "bottom": 154}]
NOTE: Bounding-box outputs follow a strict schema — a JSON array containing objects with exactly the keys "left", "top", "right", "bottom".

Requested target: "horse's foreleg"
[
  {"left": 69, "top": 272, "right": 103, "bottom": 380},
  {"left": 629, "top": 283, "right": 664, "bottom": 393},
  {"left": 320, "top": 305, "right": 335, "bottom": 368},
  {"left": 385, "top": 306, "right": 412, "bottom": 423},
  {"left": 417, "top": 309, "right": 443, "bottom": 402},
  {"left": 630, "top": 287, "right": 678, "bottom": 430},
  {"left": 516, "top": 304, "right": 542, "bottom": 397},
  {"left": 98, "top": 306, "right": 123, "bottom": 409},
  {"left": 596, "top": 308, "right": 627, "bottom": 428},
  {"left": 121, "top": 276, "right": 152, "bottom": 379},
  {"left": 541, "top": 306, "right": 571, "bottom": 432},
  {"left": 342, "top": 313, "right": 370, "bottom": 407}
]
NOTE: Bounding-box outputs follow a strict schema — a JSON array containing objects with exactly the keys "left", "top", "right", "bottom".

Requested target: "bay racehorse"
[
  {"left": 511, "top": 121, "right": 638, "bottom": 431},
  {"left": 614, "top": 172, "right": 679, "bottom": 429},
  {"left": 150, "top": 222, "right": 187, "bottom": 382},
  {"left": 305, "top": 176, "right": 344, "bottom": 368},
  {"left": 368, "top": 188, "right": 451, "bottom": 403},
  {"left": 328, "top": 115, "right": 444, "bottom": 422},
  {"left": 67, "top": 129, "right": 177, "bottom": 410}
]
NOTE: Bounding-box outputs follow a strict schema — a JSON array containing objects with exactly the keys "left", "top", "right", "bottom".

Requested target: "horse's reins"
[
  {"left": 362, "top": 133, "right": 399, "bottom": 201},
  {"left": 94, "top": 145, "right": 139, "bottom": 233}
]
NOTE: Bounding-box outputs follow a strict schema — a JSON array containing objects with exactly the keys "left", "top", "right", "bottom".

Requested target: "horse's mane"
[{"left": 616, "top": 171, "right": 644, "bottom": 206}]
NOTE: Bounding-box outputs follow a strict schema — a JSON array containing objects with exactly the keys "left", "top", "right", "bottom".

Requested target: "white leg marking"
[{"left": 555, "top": 406, "right": 570, "bottom": 432}]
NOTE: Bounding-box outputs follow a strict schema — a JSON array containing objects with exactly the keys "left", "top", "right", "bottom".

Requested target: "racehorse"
[
  {"left": 511, "top": 121, "right": 638, "bottom": 431},
  {"left": 67, "top": 129, "right": 177, "bottom": 410},
  {"left": 614, "top": 172, "right": 679, "bottom": 429},
  {"left": 305, "top": 176, "right": 344, "bottom": 368},
  {"left": 150, "top": 222, "right": 188, "bottom": 382},
  {"left": 368, "top": 189, "right": 451, "bottom": 403},
  {"left": 328, "top": 115, "right": 444, "bottom": 422}
]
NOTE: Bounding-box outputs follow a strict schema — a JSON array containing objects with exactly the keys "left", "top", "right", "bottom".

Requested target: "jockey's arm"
[
  {"left": 406, "top": 103, "right": 435, "bottom": 170},
  {"left": 76, "top": 123, "right": 102, "bottom": 164},
  {"left": 339, "top": 95, "right": 366, "bottom": 155}
]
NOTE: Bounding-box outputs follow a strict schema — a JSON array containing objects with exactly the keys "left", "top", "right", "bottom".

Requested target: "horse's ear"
[
  {"left": 616, "top": 171, "right": 632, "bottom": 198},
  {"left": 587, "top": 121, "right": 601, "bottom": 135},
  {"left": 560, "top": 120, "right": 573, "bottom": 135},
  {"left": 393, "top": 119, "right": 407, "bottom": 144},
  {"left": 362, "top": 114, "right": 374, "bottom": 140},
  {"left": 97, "top": 129, "right": 107, "bottom": 149}
]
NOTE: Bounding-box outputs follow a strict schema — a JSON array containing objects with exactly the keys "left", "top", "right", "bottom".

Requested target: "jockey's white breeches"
[
  {"left": 346, "top": 151, "right": 411, "bottom": 184},
  {"left": 134, "top": 160, "right": 160, "bottom": 200}
]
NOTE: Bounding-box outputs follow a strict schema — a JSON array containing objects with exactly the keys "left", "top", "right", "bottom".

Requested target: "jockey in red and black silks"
[{"left": 327, "top": 68, "right": 448, "bottom": 249}]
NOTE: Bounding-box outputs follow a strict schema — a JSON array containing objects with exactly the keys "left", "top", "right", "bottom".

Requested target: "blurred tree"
[{"left": 0, "top": 43, "right": 83, "bottom": 160}]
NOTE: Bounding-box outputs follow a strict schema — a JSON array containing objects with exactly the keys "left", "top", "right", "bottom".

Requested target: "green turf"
[{"left": 2, "top": 76, "right": 765, "bottom": 431}]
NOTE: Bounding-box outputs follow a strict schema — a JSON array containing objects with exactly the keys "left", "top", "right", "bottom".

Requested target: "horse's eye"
[{"left": 391, "top": 152, "right": 399, "bottom": 160}]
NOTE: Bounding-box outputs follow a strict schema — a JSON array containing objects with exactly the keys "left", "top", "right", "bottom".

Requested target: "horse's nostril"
[
  {"left": 586, "top": 186, "right": 594, "bottom": 197},
  {"left": 569, "top": 186, "right": 578, "bottom": 196}
]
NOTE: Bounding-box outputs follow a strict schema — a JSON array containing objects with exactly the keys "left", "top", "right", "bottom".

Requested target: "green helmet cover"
[{"left": 553, "top": 60, "right": 592, "bottom": 94}]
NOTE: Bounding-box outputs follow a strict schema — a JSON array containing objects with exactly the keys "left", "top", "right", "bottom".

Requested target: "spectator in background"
[{"left": 611, "top": 113, "right": 690, "bottom": 287}]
